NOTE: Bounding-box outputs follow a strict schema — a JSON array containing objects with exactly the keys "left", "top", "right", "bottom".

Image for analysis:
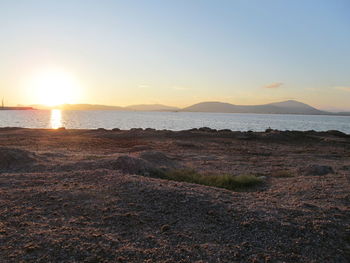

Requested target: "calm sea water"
[{"left": 0, "top": 110, "right": 350, "bottom": 133}]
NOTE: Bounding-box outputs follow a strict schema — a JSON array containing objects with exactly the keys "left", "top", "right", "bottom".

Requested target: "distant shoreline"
[
  {"left": 1, "top": 107, "right": 349, "bottom": 117},
  {"left": 0, "top": 127, "right": 349, "bottom": 136},
  {"left": 23, "top": 100, "right": 350, "bottom": 116},
  {"left": 0, "top": 107, "right": 35, "bottom": 110}
]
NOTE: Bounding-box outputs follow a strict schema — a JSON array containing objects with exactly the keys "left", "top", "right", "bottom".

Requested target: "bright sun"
[{"left": 28, "top": 69, "right": 81, "bottom": 106}]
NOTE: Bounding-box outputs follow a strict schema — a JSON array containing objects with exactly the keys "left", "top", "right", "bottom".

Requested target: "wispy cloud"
[
  {"left": 334, "top": 86, "right": 350, "bottom": 92},
  {"left": 264, "top": 82, "right": 283, "bottom": 89}
]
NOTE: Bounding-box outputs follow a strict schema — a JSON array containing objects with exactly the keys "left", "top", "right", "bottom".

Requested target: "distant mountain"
[
  {"left": 27, "top": 101, "right": 350, "bottom": 115},
  {"left": 263, "top": 100, "right": 328, "bottom": 115},
  {"left": 31, "top": 103, "right": 178, "bottom": 111},
  {"left": 125, "top": 104, "right": 180, "bottom": 111},
  {"left": 32, "top": 104, "right": 124, "bottom": 111},
  {"left": 182, "top": 100, "right": 331, "bottom": 115},
  {"left": 58, "top": 104, "right": 124, "bottom": 111}
]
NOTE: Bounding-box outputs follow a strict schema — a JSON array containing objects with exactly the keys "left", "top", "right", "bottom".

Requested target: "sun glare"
[
  {"left": 50, "top": 109, "right": 62, "bottom": 129},
  {"left": 28, "top": 69, "right": 81, "bottom": 106}
]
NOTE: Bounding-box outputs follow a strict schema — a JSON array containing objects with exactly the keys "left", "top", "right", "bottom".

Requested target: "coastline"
[
  {"left": 0, "top": 107, "right": 35, "bottom": 110},
  {"left": 0, "top": 128, "right": 349, "bottom": 262}
]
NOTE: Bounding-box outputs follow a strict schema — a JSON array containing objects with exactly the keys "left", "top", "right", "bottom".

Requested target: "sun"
[{"left": 29, "top": 68, "right": 81, "bottom": 106}]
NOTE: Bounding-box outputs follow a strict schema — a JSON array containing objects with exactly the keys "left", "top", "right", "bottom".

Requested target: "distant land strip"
[
  {"left": 0, "top": 107, "right": 35, "bottom": 110},
  {"left": 3, "top": 100, "right": 350, "bottom": 116}
]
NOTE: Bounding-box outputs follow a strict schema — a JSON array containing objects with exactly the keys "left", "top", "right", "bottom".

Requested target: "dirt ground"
[{"left": 0, "top": 127, "right": 349, "bottom": 262}]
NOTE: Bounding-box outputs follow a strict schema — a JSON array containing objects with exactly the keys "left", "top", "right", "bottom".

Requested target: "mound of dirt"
[
  {"left": 0, "top": 147, "right": 38, "bottom": 171},
  {"left": 112, "top": 155, "right": 159, "bottom": 176},
  {"left": 139, "top": 151, "right": 180, "bottom": 169}
]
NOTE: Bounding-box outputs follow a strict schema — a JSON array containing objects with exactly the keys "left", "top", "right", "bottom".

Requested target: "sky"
[{"left": 0, "top": 0, "right": 349, "bottom": 110}]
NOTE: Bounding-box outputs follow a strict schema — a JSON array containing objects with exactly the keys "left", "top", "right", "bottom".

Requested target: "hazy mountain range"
[
  {"left": 29, "top": 100, "right": 350, "bottom": 116},
  {"left": 31, "top": 103, "right": 178, "bottom": 111},
  {"left": 125, "top": 104, "right": 179, "bottom": 111},
  {"left": 182, "top": 100, "right": 327, "bottom": 115}
]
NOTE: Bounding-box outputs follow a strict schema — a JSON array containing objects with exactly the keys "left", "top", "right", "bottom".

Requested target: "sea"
[{"left": 0, "top": 110, "right": 350, "bottom": 134}]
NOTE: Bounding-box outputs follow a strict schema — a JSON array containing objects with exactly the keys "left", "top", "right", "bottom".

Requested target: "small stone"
[
  {"left": 301, "top": 165, "right": 334, "bottom": 176},
  {"left": 160, "top": 224, "right": 170, "bottom": 232}
]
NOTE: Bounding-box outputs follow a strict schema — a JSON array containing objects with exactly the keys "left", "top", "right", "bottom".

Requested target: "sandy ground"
[{"left": 0, "top": 127, "right": 349, "bottom": 262}]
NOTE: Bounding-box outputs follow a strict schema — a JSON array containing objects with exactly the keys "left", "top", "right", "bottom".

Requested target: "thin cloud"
[
  {"left": 334, "top": 86, "right": 350, "bottom": 92},
  {"left": 264, "top": 82, "right": 283, "bottom": 89}
]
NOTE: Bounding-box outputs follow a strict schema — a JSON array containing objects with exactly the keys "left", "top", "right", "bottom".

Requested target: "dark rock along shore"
[{"left": 0, "top": 128, "right": 349, "bottom": 262}]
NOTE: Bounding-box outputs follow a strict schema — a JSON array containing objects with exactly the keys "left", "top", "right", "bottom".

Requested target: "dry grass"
[{"left": 157, "top": 169, "right": 263, "bottom": 191}]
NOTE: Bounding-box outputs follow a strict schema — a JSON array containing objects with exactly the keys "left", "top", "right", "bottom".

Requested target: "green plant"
[{"left": 157, "top": 169, "right": 263, "bottom": 191}]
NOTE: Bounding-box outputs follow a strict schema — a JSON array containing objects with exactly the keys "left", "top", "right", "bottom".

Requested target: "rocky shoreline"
[{"left": 0, "top": 128, "right": 349, "bottom": 262}]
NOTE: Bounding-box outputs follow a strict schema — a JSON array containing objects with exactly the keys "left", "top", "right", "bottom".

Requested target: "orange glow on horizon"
[{"left": 24, "top": 68, "right": 82, "bottom": 106}]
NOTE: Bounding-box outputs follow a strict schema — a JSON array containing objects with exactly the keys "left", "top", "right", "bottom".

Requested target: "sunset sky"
[{"left": 1, "top": 0, "right": 349, "bottom": 110}]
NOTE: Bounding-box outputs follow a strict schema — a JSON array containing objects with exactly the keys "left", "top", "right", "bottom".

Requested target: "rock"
[
  {"left": 301, "top": 165, "right": 335, "bottom": 176},
  {"left": 198, "top": 127, "right": 216, "bottom": 132},
  {"left": 112, "top": 128, "right": 121, "bottom": 131},
  {"left": 160, "top": 224, "right": 170, "bottom": 232},
  {"left": 326, "top": 130, "right": 348, "bottom": 138},
  {"left": 130, "top": 128, "right": 143, "bottom": 132},
  {"left": 0, "top": 147, "right": 37, "bottom": 171}
]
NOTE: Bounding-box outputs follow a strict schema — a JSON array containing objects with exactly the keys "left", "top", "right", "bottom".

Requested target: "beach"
[{"left": 0, "top": 127, "right": 349, "bottom": 262}]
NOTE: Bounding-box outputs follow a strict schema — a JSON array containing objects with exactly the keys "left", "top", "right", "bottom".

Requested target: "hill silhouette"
[
  {"left": 29, "top": 100, "right": 350, "bottom": 115},
  {"left": 182, "top": 100, "right": 329, "bottom": 115},
  {"left": 125, "top": 104, "right": 180, "bottom": 111}
]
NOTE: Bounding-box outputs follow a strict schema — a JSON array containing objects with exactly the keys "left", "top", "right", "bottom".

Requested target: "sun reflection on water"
[{"left": 50, "top": 109, "right": 62, "bottom": 129}]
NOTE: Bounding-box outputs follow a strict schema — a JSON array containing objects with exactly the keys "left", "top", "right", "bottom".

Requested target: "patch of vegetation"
[{"left": 156, "top": 169, "right": 263, "bottom": 191}]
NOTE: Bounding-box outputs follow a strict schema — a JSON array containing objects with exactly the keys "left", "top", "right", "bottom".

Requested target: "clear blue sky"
[{"left": 0, "top": 0, "right": 349, "bottom": 110}]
